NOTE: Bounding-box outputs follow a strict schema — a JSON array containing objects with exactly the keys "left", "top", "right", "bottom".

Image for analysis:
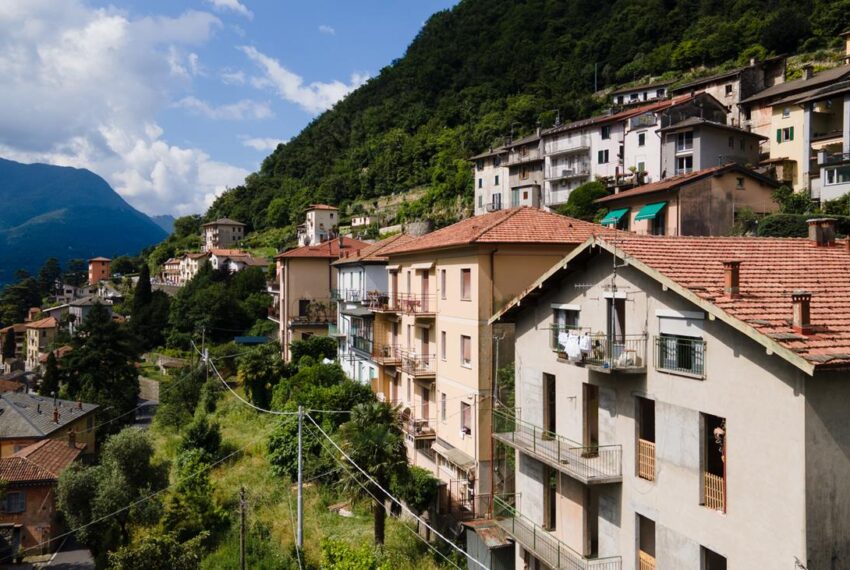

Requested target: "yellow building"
[
  {"left": 372, "top": 207, "right": 613, "bottom": 518},
  {"left": 25, "top": 317, "right": 58, "bottom": 372},
  {"left": 0, "top": 393, "right": 98, "bottom": 458}
]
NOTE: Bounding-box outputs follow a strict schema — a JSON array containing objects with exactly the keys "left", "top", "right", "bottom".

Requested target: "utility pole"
[
  {"left": 239, "top": 486, "right": 246, "bottom": 570},
  {"left": 296, "top": 406, "right": 304, "bottom": 552}
]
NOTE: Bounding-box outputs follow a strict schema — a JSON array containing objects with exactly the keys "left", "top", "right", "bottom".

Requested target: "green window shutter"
[
  {"left": 776, "top": 129, "right": 781, "bottom": 143},
  {"left": 790, "top": 126, "right": 794, "bottom": 141}
]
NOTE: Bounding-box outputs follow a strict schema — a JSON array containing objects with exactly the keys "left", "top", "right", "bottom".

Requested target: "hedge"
[{"left": 756, "top": 214, "right": 850, "bottom": 238}]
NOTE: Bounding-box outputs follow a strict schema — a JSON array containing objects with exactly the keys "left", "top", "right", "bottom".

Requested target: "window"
[
  {"left": 636, "top": 397, "right": 656, "bottom": 481},
  {"left": 617, "top": 95, "right": 624, "bottom": 105},
  {"left": 656, "top": 333, "right": 705, "bottom": 376},
  {"left": 651, "top": 207, "right": 665, "bottom": 235},
  {"left": 494, "top": 155, "right": 501, "bottom": 167},
  {"left": 637, "top": 515, "right": 656, "bottom": 567},
  {"left": 739, "top": 138, "right": 745, "bottom": 151},
  {"left": 441, "top": 393, "right": 447, "bottom": 422},
  {"left": 551, "top": 308, "right": 579, "bottom": 350},
  {"left": 601, "top": 125, "right": 611, "bottom": 139},
  {"left": 478, "top": 178, "right": 482, "bottom": 189},
  {"left": 656, "top": 88, "right": 665, "bottom": 98},
  {"left": 638, "top": 132, "right": 646, "bottom": 146},
  {"left": 826, "top": 166, "right": 850, "bottom": 186},
  {"left": 477, "top": 195, "right": 483, "bottom": 208},
  {"left": 777, "top": 126, "right": 794, "bottom": 143},
  {"left": 630, "top": 93, "right": 639, "bottom": 102},
  {"left": 461, "top": 335, "right": 472, "bottom": 368},
  {"left": 2, "top": 492, "right": 25, "bottom": 514},
  {"left": 676, "top": 131, "right": 694, "bottom": 152},
  {"left": 701, "top": 413, "right": 726, "bottom": 513},
  {"left": 476, "top": 159, "right": 484, "bottom": 171},
  {"left": 298, "top": 299, "right": 310, "bottom": 317},
  {"left": 782, "top": 107, "right": 790, "bottom": 118},
  {"left": 441, "top": 330, "right": 447, "bottom": 361},
  {"left": 460, "top": 269, "right": 472, "bottom": 300},
  {"left": 460, "top": 402, "right": 472, "bottom": 435},
  {"left": 511, "top": 188, "right": 520, "bottom": 207},
  {"left": 520, "top": 167, "right": 529, "bottom": 180},
  {"left": 407, "top": 378, "right": 412, "bottom": 402},
  {"left": 701, "top": 546, "right": 727, "bottom": 570},
  {"left": 440, "top": 269, "right": 446, "bottom": 299},
  {"left": 637, "top": 161, "right": 645, "bottom": 174},
  {"left": 494, "top": 175, "right": 499, "bottom": 185},
  {"left": 597, "top": 149, "right": 609, "bottom": 164},
  {"left": 725, "top": 84, "right": 733, "bottom": 96},
  {"left": 676, "top": 155, "right": 693, "bottom": 174},
  {"left": 522, "top": 190, "right": 528, "bottom": 201},
  {"left": 728, "top": 136, "right": 734, "bottom": 148},
  {"left": 736, "top": 177, "right": 745, "bottom": 189}
]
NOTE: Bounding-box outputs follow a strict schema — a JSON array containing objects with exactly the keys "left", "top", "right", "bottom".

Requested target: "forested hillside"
[{"left": 207, "top": 0, "right": 850, "bottom": 235}]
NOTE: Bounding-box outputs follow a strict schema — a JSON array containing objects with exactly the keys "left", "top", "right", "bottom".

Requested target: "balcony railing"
[
  {"left": 637, "top": 439, "right": 655, "bottom": 481},
  {"left": 291, "top": 299, "right": 337, "bottom": 325},
  {"left": 371, "top": 293, "right": 436, "bottom": 314},
  {"left": 485, "top": 201, "right": 503, "bottom": 212},
  {"left": 351, "top": 335, "right": 373, "bottom": 354},
  {"left": 552, "top": 329, "right": 647, "bottom": 373},
  {"left": 654, "top": 335, "right": 706, "bottom": 377},
  {"left": 492, "top": 409, "right": 622, "bottom": 484},
  {"left": 820, "top": 151, "right": 850, "bottom": 165},
  {"left": 402, "top": 417, "right": 436, "bottom": 439},
  {"left": 704, "top": 472, "right": 725, "bottom": 512},
  {"left": 373, "top": 344, "right": 402, "bottom": 365},
  {"left": 401, "top": 352, "right": 436, "bottom": 377},
  {"left": 546, "top": 164, "right": 591, "bottom": 180},
  {"left": 267, "top": 304, "right": 280, "bottom": 321},
  {"left": 545, "top": 136, "right": 591, "bottom": 155},
  {"left": 494, "top": 495, "right": 622, "bottom": 570},
  {"left": 332, "top": 289, "right": 365, "bottom": 303}
]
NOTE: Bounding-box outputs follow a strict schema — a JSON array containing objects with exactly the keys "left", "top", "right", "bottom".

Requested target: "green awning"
[
  {"left": 634, "top": 201, "right": 667, "bottom": 221},
  {"left": 600, "top": 208, "right": 629, "bottom": 226}
]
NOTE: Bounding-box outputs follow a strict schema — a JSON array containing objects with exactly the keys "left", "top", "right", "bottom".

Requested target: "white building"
[
  {"left": 472, "top": 146, "right": 510, "bottom": 215},
  {"left": 201, "top": 218, "right": 245, "bottom": 252},
  {"left": 179, "top": 252, "right": 210, "bottom": 284},
  {"left": 610, "top": 80, "right": 673, "bottom": 107},
  {"left": 297, "top": 204, "right": 339, "bottom": 246},
  {"left": 490, "top": 224, "right": 850, "bottom": 570}
]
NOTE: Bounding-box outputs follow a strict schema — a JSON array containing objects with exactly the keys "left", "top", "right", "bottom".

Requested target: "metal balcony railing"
[
  {"left": 654, "top": 335, "right": 706, "bottom": 377},
  {"left": 351, "top": 335, "right": 373, "bottom": 354},
  {"left": 545, "top": 137, "right": 591, "bottom": 155},
  {"left": 821, "top": 151, "right": 850, "bottom": 165},
  {"left": 553, "top": 329, "right": 647, "bottom": 373},
  {"left": 493, "top": 495, "right": 622, "bottom": 570},
  {"left": 402, "top": 417, "right": 436, "bottom": 439},
  {"left": 396, "top": 293, "right": 436, "bottom": 314},
  {"left": 401, "top": 352, "right": 436, "bottom": 377},
  {"left": 373, "top": 344, "right": 402, "bottom": 365},
  {"left": 492, "top": 409, "right": 622, "bottom": 484},
  {"left": 546, "top": 165, "right": 591, "bottom": 180},
  {"left": 332, "top": 289, "right": 365, "bottom": 303},
  {"left": 485, "top": 201, "right": 503, "bottom": 212}
]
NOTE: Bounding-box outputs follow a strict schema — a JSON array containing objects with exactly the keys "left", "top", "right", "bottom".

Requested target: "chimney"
[
  {"left": 791, "top": 291, "right": 813, "bottom": 335},
  {"left": 36, "top": 403, "right": 41, "bottom": 414},
  {"left": 807, "top": 218, "right": 836, "bottom": 246},
  {"left": 802, "top": 64, "right": 814, "bottom": 80},
  {"left": 722, "top": 260, "right": 741, "bottom": 298},
  {"left": 77, "top": 399, "right": 82, "bottom": 410},
  {"left": 53, "top": 406, "right": 60, "bottom": 424},
  {"left": 68, "top": 429, "right": 76, "bottom": 448}
]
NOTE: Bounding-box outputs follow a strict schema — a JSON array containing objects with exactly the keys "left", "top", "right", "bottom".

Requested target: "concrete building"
[
  {"left": 274, "top": 236, "right": 369, "bottom": 361},
  {"left": 0, "top": 393, "right": 98, "bottom": 458},
  {"left": 472, "top": 147, "right": 510, "bottom": 215},
  {"left": 0, "top": 438, "right": 86, "bottom": 556},
  {"left": 610, "top": 80, "right": 673, "bottom": 107},
  {"left": 161, "top": 257, "right": 182, "bottom": 285},
  {"left": 68, "top": 297, "right": 113, "bottom": 336},
  {"left": 0, "top": 324, "right": 26, "bottom": 373},
  {"left": 87, "top": 257, "right": 110, "bottom": 285},
  {"left": 504, "top": 134, "right": 544, "bottom": 210},
  {"left": 24, "top": 317, "right": 58, "bottom": 372},
  {"left": 490, "top": 225, "right": 850, "bottom": 569},
  {"left": 201, "top": 218, "right": 246, "bottom": 252},
  {"left": 297, "top": 204, "right": 339, "bottom": 247},
  {"left": 179, "top": 252, "right": 210, "bottom": 284},
  {"left": 594, "top": 163, "right": 779, "bottom": 235},
  {"left": 808, "top": 81, "right": 850, "bottom": 201},
  {"left": 671, "top": 56, "right": 787, "bottom": 126},
  {"left": 331, "top": 234, "right": 414, "bottom": 385},
  {"left": 658, "top": 118, "right": 765, "bottom": 177},
  {"left": 208, "top": 249, "right": 269, "bottom": 273},
  {"left": 370, "top": 208, "right": 616, "bottom": 522}
]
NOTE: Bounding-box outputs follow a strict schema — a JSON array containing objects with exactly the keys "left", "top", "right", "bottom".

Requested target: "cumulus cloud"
[
  {"left": 204, "top": 0, "right": 253, "bottom": 20},
  {"left": 240, "top": 45, "right": 368, "bottom": 114},
  {"left": 220, "top": 68, "right": 246, "bottom": 85},
  {"left": 0, "top": 0, "right": 248, "bottom": 215},
  {"left": 240, "top": 137, "right": 287, "bottom": 151},
  {"left": 318, "top": 24, "right": 335, "bottom": 35},
  {"left": 174, "top": 96, "right": 273, "bottom": 120}
]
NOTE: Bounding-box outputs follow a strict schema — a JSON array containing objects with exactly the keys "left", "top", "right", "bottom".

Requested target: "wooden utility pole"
[{"left": 239, "top": 486, "right": 246, "bottom": 570}]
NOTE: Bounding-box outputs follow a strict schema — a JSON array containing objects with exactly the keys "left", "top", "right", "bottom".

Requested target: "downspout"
[{"left": 488, "top": 247, "right": 497, "bottom": 516}]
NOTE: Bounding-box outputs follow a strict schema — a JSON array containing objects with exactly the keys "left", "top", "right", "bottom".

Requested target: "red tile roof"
[
  {"left": 275, "top": 236, "right": 370, "bottom": 259},
  {"left": 381, "top": 208, "right": 617, "bottom": 256},
  {"left": 307, "top": 204, "right": 338, "bottom": 211},
  {"left": 594, "top": 164, "right": 778, "bottom": 204},
  {"left": 25, "top": 316, "right": 57, "bottom": 330},
  {"left": 0, "top": 439, "right": 85, "bottom": 484},
  {"left": 332, "top": 234, "right": 416, "bottom": 265}
]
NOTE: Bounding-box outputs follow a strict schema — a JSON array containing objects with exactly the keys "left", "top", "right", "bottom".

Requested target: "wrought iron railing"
[
  {"left": 395, "top": 293, "right": 436, "bottom": 314},
  {"left": 403, "top": 417, "right": 436, "bottom": 439},
  {"left": 821, "top": 151, "right": 850, "bottom": 165},
  {"left": 332, "top": 289, "right": 365, "bottom": 303},
  {"left": 401, "top": 352, "right": 436, "bottom": 376},
  {"left": 492, "top": 409, "right": 622, "bottom": 483},
  {"left": 373, "top": 344, "right": 402, "bottom": 364},
  {"left": 493, "top": 495, "right": 622, "bottom": 570},
  {"left": 585, "top": 334, "right": 647, "bottom": 371},
  {"left": 654, "top": 335, "right": 706, "bottom": 377},
  {"left": 351, "top": 335, "right": 373, "bottom": 354}
]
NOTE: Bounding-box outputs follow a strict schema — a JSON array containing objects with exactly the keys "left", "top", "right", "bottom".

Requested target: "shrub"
[{"left": 756, "top": 214, "right": 808, "bottom": 237}]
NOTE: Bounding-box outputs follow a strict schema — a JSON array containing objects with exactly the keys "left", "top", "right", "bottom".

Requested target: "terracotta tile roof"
[
  {"left": 0, "top": 439, "right": 85, "bottom": 484},
  {"left": 186, "top": 252, "right": 210, "bottom": 260},
  {"left": 609, "top": 79, "right": 675, "bottom": 95},
  {"left": 25, "top": 317, "right": 57, "bottom": 330},
  {"left": 657, "top": 117, "right": 768, "bottom": 139},
  {"left": 381, "top": 208, "right": 618, "bottom": 256},
  {"left": 0, "top": 323, "right": 27, "bottom": 334},
  {"left": 307, "top": 204, "right": 338, "bottom": 211},
  {"left": 275, "top": 236, "right": 370, "bottom": 259},
  {"left": 594, "top": 164, "right": 779, "bottom": 204},
  {"left": 0, "top": 379, "right": 25, "bottom": 393},
  {"left": 88, "top": 257, "right": 111, "bottom": 262},
  {"left": 739, "top": 65, "right": 850, "bottom": 105},
  {"left": 201, "top": 218, "right": 245, "bottom": 227},
  {"left": 332, "top": 234, "right": 416, "bottom": 265}
]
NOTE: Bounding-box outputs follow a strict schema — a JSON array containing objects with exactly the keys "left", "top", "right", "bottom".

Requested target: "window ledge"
[{"left": 655, "top": 367, "right": 705, "bottom": 381}]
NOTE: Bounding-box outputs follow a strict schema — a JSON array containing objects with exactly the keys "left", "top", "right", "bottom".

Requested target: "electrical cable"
[{"left": 283, "top": 484, "right": 304, "bottom": 570}]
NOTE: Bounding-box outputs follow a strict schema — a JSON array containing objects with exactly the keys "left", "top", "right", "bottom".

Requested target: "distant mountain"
[
  {"left": 151, "top": 214, "right": 176, "bottom": 234},
  {"left": 0, "top": 158, "right": 167, "bottom": 284}
]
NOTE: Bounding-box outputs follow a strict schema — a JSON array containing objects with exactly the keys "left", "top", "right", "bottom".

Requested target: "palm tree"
[{"left": 338, "top": 401, "right": 407, "bottom": 545}]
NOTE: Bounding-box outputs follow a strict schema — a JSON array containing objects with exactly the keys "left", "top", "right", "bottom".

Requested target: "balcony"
[
  {"left": 493, "top": 496, "right": 622, "bottom": 570},
  {"left": 545, "top": 136, "right": 591, "bottom": 156},
  {"left": 820, "top": 151, "right": 850, "bottom": 166},
  {"left": 373, "top": 344, "right": 402, "bottom": 366},
  {"left": 401, "top": 352, "right": 436, "bottom": 379},
  {"left": 492, "top": 409, "right": 622, "bottom": 485},
  {"left": 402, "top": 417, "right": 436, "bottom": 440},
  {"left": 505, "top": 150, "right": 543, "bottom": 166},
  {"left": 395, "top": 293, "right": 436, "bottom": 316},
  {"left": 654, "top": 336, "right": 706, "bottom": 378},
  {"left": 551, "top": 327, "right": 647, "bottom": 374},
  {"left": 485, "top": 201, "right": 503, "bottom": 212},
  {"left": 267, "top": 304, "right": 280, "bottom": 323},
  {"left": 351, "top": 335, "right": 373, "bottom": 354},
  {"left": 369, "top": 292, "right": 400, "bottom": 313},
  {"left": 332, "top": 289, "right": 365, "bottom": 303},
  {"left": 290, "top": 299, "right": 337, "bottom": 326},
  {"left": 546, "top": 164, "right": 591, "bottom": 181}
]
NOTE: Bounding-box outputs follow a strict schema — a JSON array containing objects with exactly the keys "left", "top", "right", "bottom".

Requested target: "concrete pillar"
[{"left": 843, "top": 94, "right": 850, "bottom": 153}]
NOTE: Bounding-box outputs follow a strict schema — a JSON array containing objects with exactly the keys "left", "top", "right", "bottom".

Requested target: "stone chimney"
[
  {"left": 53, "top": 406, "right": 60, "bottom": 424},
  {"left": 802, "top": 64, "right": 815, "bottom": 80},
  {"left": 722, "top": 260, "right": 741, "bottom": 298},
  {"left": 791, "top": 291, "right": 813, "bottom": 335},
  {"left": 68, "top": 429, "right": 76, "bottom": 448},
  {"left": 807, "top": 218, "right": 836, "bottom": 246}
]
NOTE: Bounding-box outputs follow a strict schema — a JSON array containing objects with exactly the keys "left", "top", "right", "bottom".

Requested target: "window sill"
[
  {"left": 656, "top": 367, "right": 705, "bottom": 381},
  {"left": 461, "top": 363, "right": 472, "bottom": 369}
]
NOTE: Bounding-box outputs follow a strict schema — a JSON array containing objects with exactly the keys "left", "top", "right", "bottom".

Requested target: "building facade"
[
  {"left": 297, "top": 205, "right": 339, "bottom": 247},
  {"left": 87, "top": 257, "right": 110, "bottom": 285},
  {"left": 472, "top": 147, "right": 510, "bottom": 215},
  {"left": 0, "top": 393, "right": 98, "bottom": 457},
  {"left": 658, "top": 118, "right": 765, "bottom": 177},
  {"left": 201, "top": 218, "right": 246, "bottom": 252},
  {"left": 24, "top": 317, "right": 57, "bottom": 372}
]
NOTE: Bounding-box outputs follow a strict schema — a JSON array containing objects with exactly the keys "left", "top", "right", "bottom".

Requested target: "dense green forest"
[{"left": 206, "top": 0, "right": 850, "bottom": 238}]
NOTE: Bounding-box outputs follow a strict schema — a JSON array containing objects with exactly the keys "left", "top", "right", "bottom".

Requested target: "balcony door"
[
  {"left": 607, "top": 297, "right": 625, "bottom": 343},
  {"left": 420, "top": 328, "right": 430, "bottom": 363},
  {"left": 421, "top": 387, "right": 430, "bottom": 420},
  {"left": 421, "top": 272, "right": 429, "bottom": 311},
  {"left": 543, "top": 373, "right": 556, "bottom": 435},
  {"left": 390, "top": 271, "right": 398, "bottom": 305},
  {"left": 583, "top": 383, "right": 599, "bottom": 450}
]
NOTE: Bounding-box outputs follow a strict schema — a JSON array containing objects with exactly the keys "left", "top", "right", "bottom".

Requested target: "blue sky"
[{"left": 0, "top": 0, "right": 457, "bottom": 215}]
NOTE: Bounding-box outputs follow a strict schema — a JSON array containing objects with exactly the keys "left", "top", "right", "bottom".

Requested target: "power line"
[{"left": 305, "top": 415, "right": 487, "bottom": 570}]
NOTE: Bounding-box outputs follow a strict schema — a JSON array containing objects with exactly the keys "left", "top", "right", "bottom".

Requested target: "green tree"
[
  {"left": 321, "top": 539, "right": 391, "bottom": 570},
  {"left": 290, "top": 335, "right": 338, "bottom": 363},
  {"left": 39, "top": 351, "right": 61, "bottom": 396},
  {"left": 391, "top": 466, "right": 439, "bottom": 515},
  {"left": 0, "top": 277, "right": 41, "bottom": 326},
  {"left": 2, "top": 328, "right": 15, "bottom": 360},
  {"left": 338, "top": 402, "right": 407, "bottom": 546},
  {"left": 160, "top": 449, "right": 226, "bottom": 542},
  {"left": 772, "top": 185, "right": 813, "bottom": 214},
  {"left": 238, "top": 343, "right": 286, "bottom": 409},
  {"left": 156, "top": 366, "right": 206, "bottom": 429},
  {"left": 108, "top": 531, "right": 209, "bottom": 570},
  {"left": 63, "top": 303, "right": 140, "bottom": 435},
  {"left": 178, "top": 415, "right": 222, "bottom": 463},
  {"left": 555, "top": 181, "right": 611, "bottom": 221},
  {"left": 64, "top": 258, "right": 87, "bottom": 287},
  {"left": 133, "top": 264, "right": 152, "bottom": 312},
  {"left": 37, "top": 257, "right": 61, "bottom": 297}
]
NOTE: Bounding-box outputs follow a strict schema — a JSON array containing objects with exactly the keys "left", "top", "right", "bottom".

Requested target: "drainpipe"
[{"left": 488, "top": 247, "right": 498, "bottom": 516}]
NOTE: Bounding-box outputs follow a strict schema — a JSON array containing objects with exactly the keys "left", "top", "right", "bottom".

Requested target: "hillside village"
[{"left": 4, "top": 7, "right": 850, "bottom": 570}]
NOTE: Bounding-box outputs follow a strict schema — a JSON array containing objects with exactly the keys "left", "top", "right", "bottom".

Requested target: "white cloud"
[
  {"left": 240, "top": 45, "right": 368, "bottom": 114},
  {"left": 204, "top": 0, "right": 253, "bottom": 20},
  {"left": 220, "top": 68, "right": 246, "bottom": 85},
  {"left": 240, "top": 137, "right": 287, "bottom": 151},
  {"left": 0, "top": 0, "right": 247, "bottom": 215},
  {"left": 174, "top": 96, "right": 273, "bottom": 120},
  {"left": 318, "top": 24, "right": 335, "bottom": 35}
]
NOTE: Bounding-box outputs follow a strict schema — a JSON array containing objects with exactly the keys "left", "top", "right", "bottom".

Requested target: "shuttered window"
[{"left": 461, "top": 335, "right": 472, "bottom": 368}]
